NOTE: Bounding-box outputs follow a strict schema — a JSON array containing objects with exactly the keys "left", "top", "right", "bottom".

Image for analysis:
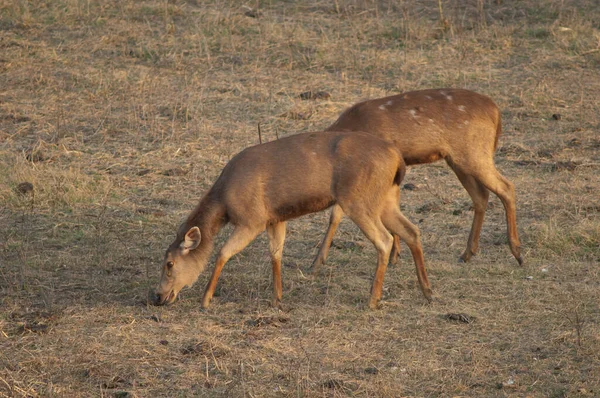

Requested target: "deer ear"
[{"left": 182, "top": 227, "right": 201, "bottom": 251}]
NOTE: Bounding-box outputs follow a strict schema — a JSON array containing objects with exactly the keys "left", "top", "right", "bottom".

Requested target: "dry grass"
[{"left": 1, "top": 0, "right": 600, "bottom": 396}]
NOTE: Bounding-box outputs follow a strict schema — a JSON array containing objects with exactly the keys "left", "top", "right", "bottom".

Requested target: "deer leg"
[
  {"left": 201, "top": 225, "right": 262, "bottom": 308},
  {"left": 388, "top": 185, "right": 402, "bottom": 266},
  {"left": 450, "top": 166, "right": 490, "bottom": 263},
  {"left": 266, "top": 221, "right": 286, "bottom": 308},
  {"left": 474, "top": 168, "right": 522, "bottom": 265},
  {"left": 389, "top": 234, "right": 401, "bottom": 266},
  {"left": 381, "top": 187, "right": 433, "bottom": 302},
  {"left": 342, "top": 208, "right": 394, "bottom": 309},
  {"left": 311, "top": 204, "right": 344, "bottom": 274},
  {"left": 386, "top": 185, "right": 403, "bottom": 266}
]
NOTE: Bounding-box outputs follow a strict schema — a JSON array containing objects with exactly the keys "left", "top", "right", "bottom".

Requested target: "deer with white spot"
[
  {"left": 312, "top": 88, "right": 522, "bottom": 271},
  {"left": 153, "top": 131, "right": 432, "bottom": 309}
]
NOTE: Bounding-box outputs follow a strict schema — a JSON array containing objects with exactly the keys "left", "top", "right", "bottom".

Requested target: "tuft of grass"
[
  {"left": 0, "top": 153, "right": 114, "bottom": 212},
  {"left": 535, "top": 217, "right": 600, "bottom": 261}
]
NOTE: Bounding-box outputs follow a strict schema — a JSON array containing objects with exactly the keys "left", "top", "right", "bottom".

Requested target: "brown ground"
[{"left": 1, "top": 1, "right": 599, "bottom": 397}]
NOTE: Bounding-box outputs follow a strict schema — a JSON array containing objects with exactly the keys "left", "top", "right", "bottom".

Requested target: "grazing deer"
[
  {"left": 312, "top": 88, "right": 522, "bottom": 272},
  {"left": 153, "top": 131, "right": 432, "bottom": 309}
]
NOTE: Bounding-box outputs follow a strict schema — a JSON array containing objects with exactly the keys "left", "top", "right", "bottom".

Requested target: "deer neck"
[{"left": 178, "top": 193, "right": 227, "bottom": 273}]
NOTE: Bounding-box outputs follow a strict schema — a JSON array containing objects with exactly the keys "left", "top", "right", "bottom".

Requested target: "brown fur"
[
  {"left": 154, "top": 131, "right": 432, "bottom": 309},
  {"left": 311, "top": 88, "right": 522, "bottom": 270}
]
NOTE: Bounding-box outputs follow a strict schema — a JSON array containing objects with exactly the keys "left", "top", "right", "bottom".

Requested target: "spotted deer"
[
  {"left": 312, "top": 88, "right": 521, "bottom": 272},
  {"left": 153, "top": 131, "right": 432, "bottom": 309}
]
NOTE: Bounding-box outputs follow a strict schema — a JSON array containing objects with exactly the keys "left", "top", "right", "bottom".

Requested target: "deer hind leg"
[
  {"left": 310, "top": 204, "right": 344, "bottom": 274},
  {"left": 341, "top": 206, "right": 394, "bottom": 309},
  {"left": 449, "top": 166, "right": 490, "bottom": 263},
  {"left": 473, "top": 167, "right": 522, "bottom": 265},
  {"left": 267, "top": 221, "right": 286, "bottom": 308},
  {"left": 381, "top": 187, "right": 433, "bottom": 302},
  {"left": 201, "top": 225, "right": 263, "bottom": 308}
]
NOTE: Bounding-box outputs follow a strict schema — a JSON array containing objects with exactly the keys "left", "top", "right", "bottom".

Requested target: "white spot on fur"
[
  {"left": 425, "top": 95, "right": 432, "bottom": 100},
  {"left": 428, "top": 118, "right": 434, "bottom": 123},
  {"left": 409, "top": 109, "right": 417, "bottom": 117},
  {"left": 458, "top": 105, "right": 466, "bottom": 112},
  {"left": 440, "top": 91, "right": 453, "bottom": 101},
  {"left": 379, "top": 100, "right": 394, "bottom": 111},
  {"left": 464, "top": 120, "right": 470, "bottom": 125}
]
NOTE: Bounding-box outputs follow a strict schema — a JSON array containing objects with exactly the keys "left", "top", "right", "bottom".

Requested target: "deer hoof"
[
  {"left": 200, "top": 299, "right": 211, "bottom": 309},
  {"left": 459, "top": 250, "right": 475, "bottom": 263},
  {"left": 309, "top": 259, "right": 324, "bottom": 273},
  {"left": 307, "top": 264, "right": 322, "bottom": 277},
  {"left": 423, "top": 288, "right": 434, "bottom": 303},
  {"left": 271, "top": 298, "right": 283, "bottom": 309},
  {"left": 368, "top": 299, "right": 381, "bottom": 310}
]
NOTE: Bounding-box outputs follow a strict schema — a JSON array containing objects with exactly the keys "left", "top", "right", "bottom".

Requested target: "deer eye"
[{"left": 166, "top": 261, "right": 174, "bottom": 269}]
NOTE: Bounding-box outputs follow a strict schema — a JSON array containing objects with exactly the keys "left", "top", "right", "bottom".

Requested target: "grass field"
[{"left": 1, "top": 0, "right": 600, "bottom": 396}]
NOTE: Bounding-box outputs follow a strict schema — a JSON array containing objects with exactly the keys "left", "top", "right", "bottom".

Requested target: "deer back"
[{"left": 326, "top": 88, "right": 501, "bottom": 165}]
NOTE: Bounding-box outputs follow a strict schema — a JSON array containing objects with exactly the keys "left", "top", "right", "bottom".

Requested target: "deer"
[
  {"left": 311, "top": 88, "right": 522, "bottom": 273},
  {"left": 153, "top": 130, "right": 432, "bottom": 310}
]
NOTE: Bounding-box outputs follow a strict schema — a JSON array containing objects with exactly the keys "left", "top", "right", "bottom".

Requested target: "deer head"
[{"left": 153, "top": 227, "right": 204, "bottom": 305}]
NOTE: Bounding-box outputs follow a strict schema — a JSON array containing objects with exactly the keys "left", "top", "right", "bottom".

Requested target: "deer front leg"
[
  {"left": 343, "top": 208, "right": 394, "bottom": 309},
  {"left": 389, "top": 234, "right": 401, "bottom": 265},
  {"left": 387, "top": 211, "right": 433, "bottom": 302},
  {"left": 267, "top": 221, "right": 287, "bottom": 308},
  {"left": 381, "top": 187, "right": 433, "bottom": 302},
  {"left": 201, "top": 225, "right": 262, "bottom": 309}
]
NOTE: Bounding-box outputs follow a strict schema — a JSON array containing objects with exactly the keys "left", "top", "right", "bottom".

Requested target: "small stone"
[
  {"left": 279, "top": 110, "right": 313, "bottom": 120},
  {"left": 16, "top": 182, "right": 34, "bottom": 195},
  {"left": 497, "top": 378, "right": 517, "bottom": 389},
  {"left": 162, "top": 167, "right": 188, "bottom": 176},
  {"left": 244, "top": 9, "right": 261, "bottom": 18},
  {"left": 537, "top": 149, "right": 554, "bottom": 159},
  {"left": 18, "top": 322, "right": 49, "bottom": 334},
  {"left": 321, "top": 379, "right": 343, "bottom": 389},
  {"left": 567, "top": 138, "right": 581, "bottom": 147},
  {"left": 299, "top": 91, "right": 331, "bottom": 100},
  {"left": 25, "top": 150, "right": 48, "bottom": 162},
  {"left": 445, "top": 313, "right": 473, "bottom": 323},
  {"left": 150, "top": 314, "right": 161, "bottom": 322},
  {"left": 552, "top": 113, "right": 561, "bottom": 120}
]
